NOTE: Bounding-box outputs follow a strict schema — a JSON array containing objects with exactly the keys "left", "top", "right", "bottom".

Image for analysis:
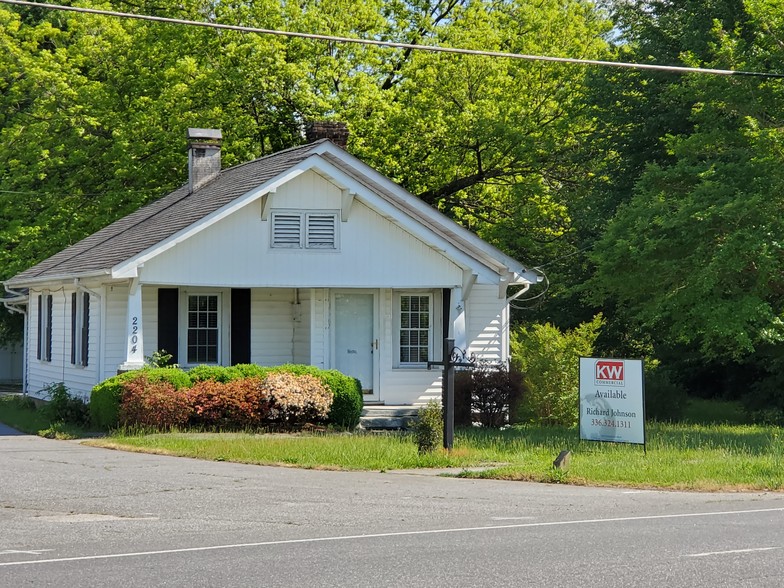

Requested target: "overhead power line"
[{"left": 3, "top": 0, "right": 784, "bottom": 79}]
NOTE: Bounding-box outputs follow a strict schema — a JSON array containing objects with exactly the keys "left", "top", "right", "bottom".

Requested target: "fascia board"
[
  {"left": 111, "top": 164, "right": 315, "bottom": 279},
  {"left": 4, "top": 270, "right": 111, "bottom": 289},
  {"left": 312, "top": 143, "right": 539, "bottom": 284}
]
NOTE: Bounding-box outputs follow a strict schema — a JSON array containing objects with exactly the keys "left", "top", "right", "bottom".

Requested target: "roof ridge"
[{"left": 15, "top": 142, "right": 325, "bottom": 280}]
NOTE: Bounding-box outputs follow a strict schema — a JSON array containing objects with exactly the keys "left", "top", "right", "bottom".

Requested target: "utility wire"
[{"left": 3, "top": 0, "right": 784, "bottom": 78}]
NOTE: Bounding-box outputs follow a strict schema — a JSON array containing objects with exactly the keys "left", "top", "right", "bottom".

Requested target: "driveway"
[{"left": 1, "top": 433, "right": 783, "bottom": 587}]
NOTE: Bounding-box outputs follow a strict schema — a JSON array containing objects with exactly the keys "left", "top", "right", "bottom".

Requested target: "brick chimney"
[
  {"left": 187, "top": 128, "right": 222, "bottom": 193},
  {"left": 305, "top": 121, "right": 349, "bottom": 148}
]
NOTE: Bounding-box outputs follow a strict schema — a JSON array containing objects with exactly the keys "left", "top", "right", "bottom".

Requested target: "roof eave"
[{"left": 4, "top": 269, "right": 111, "bottom": 289}]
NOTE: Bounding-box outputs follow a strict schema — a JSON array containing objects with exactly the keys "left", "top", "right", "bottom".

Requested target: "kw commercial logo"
[{"left": 595, "top": 360, "right": 624, "bottom": 386}]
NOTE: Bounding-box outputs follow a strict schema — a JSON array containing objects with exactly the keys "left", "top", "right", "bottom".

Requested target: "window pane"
[
  {"left": 399, "top": 294, "right": 431, "bottom": 364},
  {"left": 187, "top": 294, "right": 219, "bottom": 364}
]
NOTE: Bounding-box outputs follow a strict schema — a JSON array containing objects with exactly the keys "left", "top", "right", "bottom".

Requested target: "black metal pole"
[{"left": 443, "top": 337, "right": 454, "bottom": 450}]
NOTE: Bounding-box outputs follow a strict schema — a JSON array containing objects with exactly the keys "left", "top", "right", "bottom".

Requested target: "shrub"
[
  {"left": 188, "top": 378, "right": 272, "bottom": 429},
  {"left": 415, "top": 401, "right": 443, "bottom": 454},
  {"left": 454, "top": 371, "right": 473, "bottom": 427},
  {"left": 268, "top": 365, "right": 362, "bottom": 429},
  {"left": 90, "top": 368, "right": 191, "bottom": 429},
  {"left": 471, "top": 365, "right": 525, "bottom": 427},
  {"left": 188, "top": 364, "right": 242, "bottom": 383},
  {"left": 42, "top": 382, "right": 90, "bottom": 427},
  {"left": 512, "top": 315, "right": 603, "bottom": 426},
  {"left": 260, "top": 372, "right": 333, "bottom": 428},
  {"left": 232, "top": 364, "right": 274, "bottom": 379},
  {"left": 118, "top": 375, "right": 191, "bottom": 430}
]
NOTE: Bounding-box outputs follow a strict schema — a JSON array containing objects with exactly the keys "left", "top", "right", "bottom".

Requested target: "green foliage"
[
  {"left": 145, "top": 349, "right": 177, "bottom": 368},
  {"left": 188, "top": 364, "right": 243, "bottom": 383},
  {"left": 454, "top": 366, "right": 526, "bottom": 427},
  {"left": 42, "top": 382, "right": 89, "bottom": 427},
  {"left": 90, "top": 368, "right": 192, "bottom": 429},
  {"left": 512, "top": 315, "right": 603, "bottom": 426},
  {"left": 644, "top": 367, "right": 688, "bottom": 422},
  {"left": 415, "top": 401, "right": 443, "bottom": 454}
]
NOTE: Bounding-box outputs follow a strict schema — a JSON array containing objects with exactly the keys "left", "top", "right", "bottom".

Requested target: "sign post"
[{"left": 579, "top": 357, "right": 646, "bottom": 450}]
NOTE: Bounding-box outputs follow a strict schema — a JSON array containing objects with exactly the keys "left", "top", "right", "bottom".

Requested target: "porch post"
[
  {"left": 442, "top": 337, "right": 455, "bottom": 450},
  {"left": 450, "top": 287, "right": 467, "bottom": 351},
  {"left": 118, "top": 278, "right": 145, "bottom": 372}
]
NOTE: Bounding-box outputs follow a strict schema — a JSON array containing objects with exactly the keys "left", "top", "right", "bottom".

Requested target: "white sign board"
[{"left": 579, "top": 358, "right": 645, "bottom": 445}]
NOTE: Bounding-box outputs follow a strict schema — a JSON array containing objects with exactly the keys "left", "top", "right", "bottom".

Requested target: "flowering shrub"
[
  {"left": 118, "top": 375, "right": 190, "bottom": 430},
  {"left": 188, "top": 378, "right": 272, "bottom": 429},
  {"left": 260, "top": 372, "right": 333, "bottom": 427}
]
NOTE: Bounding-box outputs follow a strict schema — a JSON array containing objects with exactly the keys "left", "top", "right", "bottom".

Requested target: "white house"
[{"left": 2, "top": 126, "right": 541, "bottom": 403}]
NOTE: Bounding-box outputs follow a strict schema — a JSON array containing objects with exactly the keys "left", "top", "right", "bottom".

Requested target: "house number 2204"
[{"left": 130, "top": 316, "right": 139, "bottom": 353}]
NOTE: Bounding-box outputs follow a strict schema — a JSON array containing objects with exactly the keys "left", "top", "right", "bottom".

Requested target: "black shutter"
[
  {"left": 71, "top": 292, "right": 77, "bottom": 364},
  {"left": 231, "top": 288, "right": 251, "bottom": 365},
  {"left": 37, "top": 294, "right": 42, "bottom": 360},
  {"left": 442, "top": 288, "right": 451, "bottom": 342},
  {"left": 157, "top": 288, "right": 179, "bottom": 364},
  {"left": 45, "top": 295, "right": 52, "bottom": 362},
  {"left": 82, "top": 292, "right": 90, "bottom": 366}
]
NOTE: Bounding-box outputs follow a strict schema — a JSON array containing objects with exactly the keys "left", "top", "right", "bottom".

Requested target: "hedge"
[
  {"left": 90, "top": 368, "right": 192, "bottom": 429},
  {"left": 90, "top": 364, "right": 363, "bottom": 430}
]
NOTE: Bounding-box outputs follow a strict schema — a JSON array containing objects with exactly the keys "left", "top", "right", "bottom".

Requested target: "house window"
[
  {"left": 37, "top": 293, "right": 53, "bottom": 362},
  {"left": 398, "top": 294, "right": 432, "bottom": 365},
  {"left": 187, "top": 294, "right": 219, "bottom": 363},
  {"left": 271, "top": 211, "right": 338, "bottom": 249},
  {"left": 71, "top": 292, "right": 90, "bottom": 367}
]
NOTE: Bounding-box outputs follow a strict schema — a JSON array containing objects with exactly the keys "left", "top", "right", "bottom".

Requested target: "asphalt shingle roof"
[{"left": 8, "top": 141, "right": 323, "bottom": 284}]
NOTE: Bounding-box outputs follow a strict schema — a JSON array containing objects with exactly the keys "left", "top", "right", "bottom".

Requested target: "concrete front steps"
[{"left": 359, "top": 405, "right": 420, "bottom": 430}]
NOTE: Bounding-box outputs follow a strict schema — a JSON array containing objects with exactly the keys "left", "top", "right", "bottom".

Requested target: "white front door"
[{"left": 333, "top": 292, "right": 376, "bottom": 400}]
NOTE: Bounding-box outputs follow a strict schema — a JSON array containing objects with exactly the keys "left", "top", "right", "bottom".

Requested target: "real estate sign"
[{"left": 579, "top": 358, "right": 645, "bottom": 445}]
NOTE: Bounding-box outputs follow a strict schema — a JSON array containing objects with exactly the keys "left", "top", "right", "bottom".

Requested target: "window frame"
[
  {"left": 394, "top": 292, "right": 434, "bottom": 368},
  {"left": 70, "top": 291, "right": 90, "bottom": 367},
  {"left": 270, "top": 210, "right": 339, "bottom": 250},
  {"left": 37, "top": 292, "right": 53, "bottom": 363},
  {"left": 184, "top": 292, "right": 221, "bottom": 365}
]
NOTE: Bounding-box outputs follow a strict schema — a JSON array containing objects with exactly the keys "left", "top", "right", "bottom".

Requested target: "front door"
[{"left": 333, "top": 292, "right": 376, "bottom": 400}]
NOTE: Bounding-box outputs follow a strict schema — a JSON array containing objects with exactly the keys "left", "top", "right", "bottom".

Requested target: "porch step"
[{"left": 359, "top": 405, "right": 420, "bottom": 430}]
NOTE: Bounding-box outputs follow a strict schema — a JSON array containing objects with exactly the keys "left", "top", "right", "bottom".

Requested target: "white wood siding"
[
  {"left": 103, "top": 284, "right": 129, "bottom": 381},
  {"left": 250, "top": 288, "right": 295, "bottom": 366},
  {"left": 292, "top": 289, "right": 311, "bottom": 364},
  {"left": 142, "top": 286, "right": 158, "bottom": 361},
  {"left": 139, "top": 170, "right": 465, "bottom": 289},
  {"left": 310, "top": 289, "right": 327, "bottom": 369},
  {"left": 465, "top": 284, "right": 508, "bottom": 362},
  {"left": 25, "top": 287, "right": 102, "bottom": 399}
]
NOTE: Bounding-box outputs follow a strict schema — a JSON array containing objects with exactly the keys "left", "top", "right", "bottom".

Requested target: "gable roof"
[{"left": 5, "top": 140, "right": 541, "bottom": 288}]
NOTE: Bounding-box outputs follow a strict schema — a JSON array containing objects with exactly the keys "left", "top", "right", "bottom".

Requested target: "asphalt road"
[{"left": 1, "top": 431, "right": 783, "bottom": 587}]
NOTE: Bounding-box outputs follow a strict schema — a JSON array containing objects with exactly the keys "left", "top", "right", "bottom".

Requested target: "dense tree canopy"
[{"left": 2, "top": 0, "right": 784, "bottom": 411}]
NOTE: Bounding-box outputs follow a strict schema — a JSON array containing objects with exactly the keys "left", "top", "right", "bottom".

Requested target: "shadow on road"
[{"left": 0, "top": 422, "right": 25, "bottom": 436}]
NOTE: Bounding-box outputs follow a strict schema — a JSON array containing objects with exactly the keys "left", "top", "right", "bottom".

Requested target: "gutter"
[{"left": 4, "top": 269, "right": 111, "bottom": 289}]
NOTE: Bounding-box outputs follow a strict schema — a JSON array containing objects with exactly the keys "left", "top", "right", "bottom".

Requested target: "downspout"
[
  {"left": 505, "top": 283, "right": 531, "bottom": 305},
  {"left": 2, "top": 284, "right": 29, "bottom": 394}
]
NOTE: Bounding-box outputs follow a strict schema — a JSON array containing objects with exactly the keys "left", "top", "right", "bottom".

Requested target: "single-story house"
[{"left": 2, "top": 125, "right": 542, "bottom": 403}]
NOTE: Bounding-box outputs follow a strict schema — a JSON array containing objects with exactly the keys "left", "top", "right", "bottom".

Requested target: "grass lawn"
[
  {"left": 3, "top": 395, "right": 782, "bottom": 491},
  {"left": 85, "top": 421, "right": 784, "bottom": 492}
]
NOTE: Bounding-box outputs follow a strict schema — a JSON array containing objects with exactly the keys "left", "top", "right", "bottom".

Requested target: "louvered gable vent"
[
  {"left": 306, "top": 213, "right": 336, "bottom": 248},
  {"left": 271, "top": 211, "right": 337, "bottom": 249},
  {"left": 272, "top": 213, "right": 302, "bottom": 248}
]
